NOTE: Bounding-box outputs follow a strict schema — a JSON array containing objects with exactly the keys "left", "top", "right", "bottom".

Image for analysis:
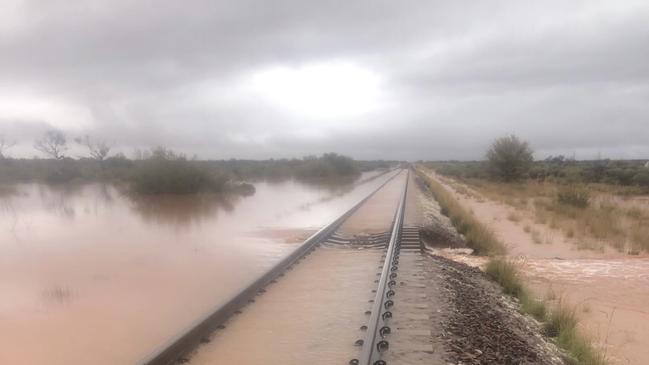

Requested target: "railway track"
[
  {"left": 351, "top": 169, "right": 410, "bottom": 365},
  {"left": 139, "top": 169, "right": 409, "bottom": 365}
]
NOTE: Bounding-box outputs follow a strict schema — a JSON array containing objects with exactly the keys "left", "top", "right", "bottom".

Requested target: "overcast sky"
[{"left": 1, "top": 0, "right": 648, "bottom": 160}]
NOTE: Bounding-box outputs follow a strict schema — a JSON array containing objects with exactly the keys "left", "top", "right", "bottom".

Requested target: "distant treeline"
[
  {"left": 0, "top": 148, "right": 394, "bottom": 194},
  {"left": 426, "top": 157, "right": 649, "bottom": 188}
]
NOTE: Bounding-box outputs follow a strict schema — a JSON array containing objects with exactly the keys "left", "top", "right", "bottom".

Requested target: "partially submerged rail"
[
  {"left": 139, "top": 170, "right": 403, "bottom": 365},
  {"left": 351, "top": 170, "right": 409, "bottom": 365}
]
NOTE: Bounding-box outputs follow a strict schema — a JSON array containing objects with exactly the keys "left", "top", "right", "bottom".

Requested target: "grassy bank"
[
  {"left": 486, "top": 259, "right": 607, "bottom": 365},
  {"left": 415, "top": 169, "right": 505, "bottom": 255},
  {"left": 415, "top": 167, "right": 607, "bottom": 365}
]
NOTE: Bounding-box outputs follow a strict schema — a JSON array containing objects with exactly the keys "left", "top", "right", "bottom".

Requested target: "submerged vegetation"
[
  {"left": 131, "top": 147, "right": 227, "bottom": 194},
  {"left": 0, "top": 141, "right": 388, "bottom": 195}
]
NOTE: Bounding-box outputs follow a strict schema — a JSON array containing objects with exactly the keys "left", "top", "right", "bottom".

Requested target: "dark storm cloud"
[{"left": 1, "top": 0, "right": 648, "bottom": 160}]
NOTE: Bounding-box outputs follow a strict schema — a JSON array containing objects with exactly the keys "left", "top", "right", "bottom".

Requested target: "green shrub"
[
  {"left": 131, "top": 147, "right": 226, "bottom": 194},
  {"left": 486, "top": 135, "right": 534, "bottom": 181},
  {"left": 296, "top": 153, "right": 360, "bottom": 179}
]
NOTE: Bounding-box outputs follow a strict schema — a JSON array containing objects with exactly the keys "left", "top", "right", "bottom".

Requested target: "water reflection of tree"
[
  {"left": 0, "top": 187, "right": 19, "bottom": 233},
  {"left": 128, "top": 193, "right": 239, "bottom": 229},
  {"left": 37, "top": 184, "right": 82, "bottom": 219}
]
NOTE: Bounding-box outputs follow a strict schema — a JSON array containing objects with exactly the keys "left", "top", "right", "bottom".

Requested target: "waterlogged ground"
[
  {"left": 524, "top": 259, "right": 649, "bottom": 365},
  {"left": 0, "top": 170, "right": 397, "bottom": 365},
  {"left": 422, "top": 169, "right": 649, "bottom": 365}
]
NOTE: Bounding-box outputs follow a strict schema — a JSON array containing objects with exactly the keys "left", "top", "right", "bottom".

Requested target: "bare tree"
[
  {"left": 75, "top": 135, "right": 111, "bottom": 164},
  {"left": 0, "top": 134, "right": 15, "bottom": 159},
  {"left": 34, "top": 130, "right": 67, "bottom": 160}
]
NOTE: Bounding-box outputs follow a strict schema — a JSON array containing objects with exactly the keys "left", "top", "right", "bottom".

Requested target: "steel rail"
[
  {"left": 352, "top": 169, "right": 409, "bottom": 365},
  {"left": 139, "top": 169, "right": 403, "bottom": 365}
]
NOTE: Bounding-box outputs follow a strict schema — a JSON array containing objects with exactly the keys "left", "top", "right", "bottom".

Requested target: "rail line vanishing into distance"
[
  {"left": 350, "top": 169, "right": 409, "bottom": 365},
  {"left": 141, "top": 169, "right": 417, "bottom": 365}
]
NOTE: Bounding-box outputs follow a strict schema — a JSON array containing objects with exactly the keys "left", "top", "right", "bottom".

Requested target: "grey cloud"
[{"left": 1, "top": 0, "right": 649, "bottom": 160}]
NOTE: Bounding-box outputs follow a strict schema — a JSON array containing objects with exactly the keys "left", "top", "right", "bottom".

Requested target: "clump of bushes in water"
[
  {"left": 130, "top": 147, "right": 227, "bottom": 194},
  {"left": 295, "top": 153, "right": 360, "bottom": 180}
]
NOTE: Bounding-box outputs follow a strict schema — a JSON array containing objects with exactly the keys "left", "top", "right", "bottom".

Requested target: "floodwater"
[
  {"left": 0, "top": 170, "right": 397, "bottom": 365},
  {"left": 524, "top": 258, "right": 649, "bottom": 365},
  {"left": 189, "top": 170, "right": 408, "bottom": 365},
  {"left": 189, "top": 247, "right": 383, "bottom": 365}
]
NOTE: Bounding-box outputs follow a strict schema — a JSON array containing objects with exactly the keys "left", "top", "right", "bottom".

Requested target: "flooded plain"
[{"left": 0, "top": 170, "right": 396, "bottom": 365}]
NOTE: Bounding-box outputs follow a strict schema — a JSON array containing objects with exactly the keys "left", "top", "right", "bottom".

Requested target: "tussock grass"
[
  {"left": 460, "top": 177, "right": 649, "bottom": 253},
  {"left": 485, "top": 259, "right": 524, "bottom": 297},
  {"left": 545, "top": 303, "right": 607, "bottom": 365},
  {"left": 557, "top": 185, "right": 591, "bottom": 208},
  {"left": 416, "top": 167, "right": 607, "bottom": 365},
  {"left": 416, "top": 170, "right": 505, "bottom": 255},
  {"left": 487, "top": 259, "right": 606, "bottom": 365}
]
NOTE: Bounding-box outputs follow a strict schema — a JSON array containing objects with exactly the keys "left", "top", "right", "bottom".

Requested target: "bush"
[
  {"left": 557, "top": 185, "right": 590, "bottom": 208},
  {"left": 633, "top": 170, "right": 649, "bottom": 187},
  {"left": 296, "top": 153, "right": 360, "bottom": 179},
  {"left": 486, "top": 135, "right": 534, "bottom": 181},
  {"left": 131, "top": 147, "right": 226, "bottom": 194},
  {"left": 44, "top": 159, "right": 82, "bottom": 184}
]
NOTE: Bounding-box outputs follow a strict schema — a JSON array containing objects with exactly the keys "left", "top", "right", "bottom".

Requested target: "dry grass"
[
  {"left": 416, "top": 170, "right": 506, "bottom": 255},
  {"left": 461, "top": 177, "right": 649, "bottom": 253},
  {"left": 419, "top": 167, "right": 607, "bottom": 365}
]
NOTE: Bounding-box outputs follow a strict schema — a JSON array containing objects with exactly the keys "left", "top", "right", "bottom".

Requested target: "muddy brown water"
[
  {"left": 0, "top": 170, "right": 397, "bottom": 365},
  {"left": 188, "top": 171, "right": 408, "bottom": 365}
]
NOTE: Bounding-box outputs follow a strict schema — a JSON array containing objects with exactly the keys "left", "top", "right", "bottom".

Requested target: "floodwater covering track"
[
  {"left": 351, "top": 170, "right": 409, "bottom": 365},
  {"left": 139, "top": 169, "right": 403, "bottom": 365}
]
